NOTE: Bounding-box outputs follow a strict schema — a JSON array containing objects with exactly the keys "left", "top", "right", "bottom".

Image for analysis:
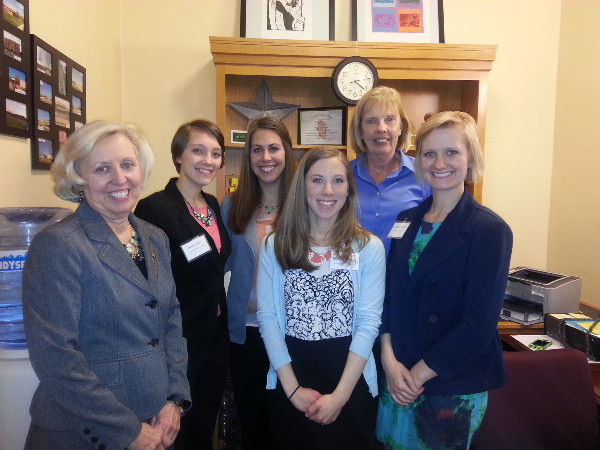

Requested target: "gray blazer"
[{"left": 22, "top": 200, "right": 190, "bottom": 450}]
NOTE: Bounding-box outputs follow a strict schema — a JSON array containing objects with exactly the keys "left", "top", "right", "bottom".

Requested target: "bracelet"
[
  {"left": 169, "top": 400, "right": 186, "bottom": 416},
  {"left": 288, "top": 385, "right": 300, "bottom": 400}
]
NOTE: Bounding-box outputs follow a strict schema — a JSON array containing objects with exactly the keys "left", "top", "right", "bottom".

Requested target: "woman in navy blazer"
[
  {"left": 135, "top": 119, "right": 231, "bottom": 450},
  {"left": 376, "top": 112, "right": 513, "bottom": 449},
  {"left": 22, "top": 121, "right": 190, "bottom": 450}
]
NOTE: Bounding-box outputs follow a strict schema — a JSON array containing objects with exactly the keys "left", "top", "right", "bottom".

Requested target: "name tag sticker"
[
  {"left": 388, "top": 221, "right": 410, "bottom": 239},
  {"left": 330, "top": 253, "right": 359, "bottom": 271},
  {"left": 180, "top": 235, "right": 211, "bottom": 262}
]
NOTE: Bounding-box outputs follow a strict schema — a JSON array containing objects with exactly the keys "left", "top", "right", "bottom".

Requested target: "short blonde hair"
[
  {"left": 51, "top": 120, "right": 155, "bottom": 202},
  {"left": 350, "top": 86, "right": 412, "bottom": 156},
  {"left": 414, "top": 111, "right": 484, "bottom": 184}
]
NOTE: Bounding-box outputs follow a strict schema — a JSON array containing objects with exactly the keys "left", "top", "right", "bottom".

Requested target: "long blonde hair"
[{"left": 272, "top": 147, "right": 369, "bottom": 272}]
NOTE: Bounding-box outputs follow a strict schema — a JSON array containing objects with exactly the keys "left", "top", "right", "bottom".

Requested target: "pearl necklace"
[
  {"left": 124, "top": 225, "right": 144, "bottom": 262},
  {"left": 183, "top": 196, "right": 213, "bottom": 226}
]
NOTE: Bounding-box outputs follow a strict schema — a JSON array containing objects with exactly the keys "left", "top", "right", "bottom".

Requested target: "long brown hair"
[
  {"left": 228, "top": 116, "right": 296, "bottom": 234},
  {"left": 272, "top": 147, "right": 370, "bottom": 272}
]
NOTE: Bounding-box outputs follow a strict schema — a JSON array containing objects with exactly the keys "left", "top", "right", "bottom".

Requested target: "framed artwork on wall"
[
  {"left": 30, "top": 34, "right": 86, "bottom": 170},
  {"left": 0, "top": 0, "right": 31, "bottom": 138},
  {"left": 352, "top": 0, "right": 444, "bottom": 44},
  {"left": 241, "top": 0, "right": 335, "bottom": 41}
]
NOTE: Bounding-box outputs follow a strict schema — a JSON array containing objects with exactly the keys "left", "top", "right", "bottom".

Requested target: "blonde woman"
[{"left": 377, "top": 112, "right": 513, "bottom": 449}]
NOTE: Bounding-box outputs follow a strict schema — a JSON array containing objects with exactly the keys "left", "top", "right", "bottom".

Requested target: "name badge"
[
  {"left": 180, "top": 235, "right": 211, "bottom": 262},
  {"left": 388, "top": 221, "right": 410, "bottom": 239},
  {"left": 330, "top": 253, "right": 359, "bottom": 271}
]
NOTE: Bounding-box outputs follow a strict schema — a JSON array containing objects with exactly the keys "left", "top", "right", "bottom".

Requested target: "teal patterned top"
[{"left": 408, "top": 221, "right": 441, "bottom": 275}]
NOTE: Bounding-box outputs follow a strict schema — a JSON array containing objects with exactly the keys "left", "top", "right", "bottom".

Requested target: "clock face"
[{"left": 332, "top": 57, "right": 379, "bottom": 105}]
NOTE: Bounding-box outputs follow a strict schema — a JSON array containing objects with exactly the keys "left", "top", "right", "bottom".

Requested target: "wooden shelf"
[{"left": 210, "top": 37, "right": 496, "bottom": 201}]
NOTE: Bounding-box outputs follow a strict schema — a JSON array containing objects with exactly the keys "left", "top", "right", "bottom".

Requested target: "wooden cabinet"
[{"left": 210, "top": 36, "right": 496, "bottom": 201}]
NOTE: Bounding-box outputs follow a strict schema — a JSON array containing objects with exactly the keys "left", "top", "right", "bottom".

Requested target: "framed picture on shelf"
[
  {"left": 352, "top": 0, "right": 444, "bottom": 44},
  {"left": 241, "top": 0, "right": 334, "bottom": 41},
  {"left": 30, "top": 34, "right": 86, "bottom": 170},
  {"left": 0, "top": 0, "right": 31, "bottom": 138},
  {"left": 298, "top": 107, "right": 346, "bottom": 146}
]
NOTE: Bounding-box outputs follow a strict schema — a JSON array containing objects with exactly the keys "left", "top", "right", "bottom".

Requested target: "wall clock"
[{"left": 331, "top": 56, "right": 379, "bottom": 105}]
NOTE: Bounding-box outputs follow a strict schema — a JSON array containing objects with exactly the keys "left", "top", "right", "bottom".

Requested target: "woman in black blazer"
[{"left": 135, "top": 119, "right": 231, "bottom": 450}]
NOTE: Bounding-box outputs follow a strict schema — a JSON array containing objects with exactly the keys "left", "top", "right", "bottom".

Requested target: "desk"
[
  {"left": 502, "top": 333, "right": 600, "bottom": 406},
  {"left": 497, "top": 301, "right": 600, "bottom": 335}
]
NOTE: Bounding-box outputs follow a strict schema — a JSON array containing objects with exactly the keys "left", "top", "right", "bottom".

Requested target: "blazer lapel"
[
  {"left": 164, "top": 178, "right": 225, "bottom": 268},
  {"left": 409, "top": 191, "right": 475, "bottom": 285},
  {"left": 77, "top": 202, "right": 155, "bottom": 296}
]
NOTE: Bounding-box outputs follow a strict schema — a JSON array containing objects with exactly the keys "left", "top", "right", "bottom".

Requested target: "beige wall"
[
  {"left": 549, "top": 0, "right": 600, "bottom": 307},
  {"left": 0, "top": 0, "right": 122, "bottom": 209},
  {"left": 0, "top": 1, "right": 597, "bottom": 307},
  {"left": 119, "top": 0, "right": 240, "bottom": 198},
  {"left": 445, "top": 0, "right": 562, "bottom": 271}
]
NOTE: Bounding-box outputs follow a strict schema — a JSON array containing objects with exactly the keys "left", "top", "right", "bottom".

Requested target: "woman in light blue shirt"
[
  {"left": 257, "top": 147, "right": 385, "bottom": 449},
  {"left": 349, "top": 86, "right": 431, "bottom": 257}
]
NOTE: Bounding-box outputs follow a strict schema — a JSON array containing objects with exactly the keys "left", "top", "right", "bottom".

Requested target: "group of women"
[{"left": 22, "top": 85, "right": 512, "bottom": 450}]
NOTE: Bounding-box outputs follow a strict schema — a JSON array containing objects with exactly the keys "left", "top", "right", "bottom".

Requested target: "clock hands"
[
  {"left": 353, "top": 80, "right": 365, "bottom": 90},
  {"left": 351, "top": 77, "right": 372, "bottom": 91}
]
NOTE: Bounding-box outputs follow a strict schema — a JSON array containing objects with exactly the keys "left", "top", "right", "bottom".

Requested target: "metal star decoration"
[{"left": 227, "top": 79, "right": 300, "bottom": 121}]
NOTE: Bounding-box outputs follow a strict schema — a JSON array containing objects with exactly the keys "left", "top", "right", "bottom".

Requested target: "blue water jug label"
[{"left": 0, "top": 250, "right": 27, "bottom": 272}]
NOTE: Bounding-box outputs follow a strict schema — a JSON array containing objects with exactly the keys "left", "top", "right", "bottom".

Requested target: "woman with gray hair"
[{"left": 23, "top": 120, "right": 190, "bottom": 450}]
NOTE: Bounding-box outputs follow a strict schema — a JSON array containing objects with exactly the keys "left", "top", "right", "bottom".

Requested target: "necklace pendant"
[
  {"left": 124, "top": 226, "right": 144, "bottom": 262},
  {"left": 308, "top": 249, "right": 332, "bottom": 266},
  {"left": 257, "top": 203, "right": 280, "bottom": 215}
]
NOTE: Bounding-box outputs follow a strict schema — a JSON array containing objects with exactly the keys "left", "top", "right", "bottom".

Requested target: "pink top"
[{"left": 186, "top": 204, "right": 221, "bottom": 253}]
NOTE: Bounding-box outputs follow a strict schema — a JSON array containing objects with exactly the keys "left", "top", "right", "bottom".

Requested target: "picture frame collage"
[
  {"left": 31, "top": 34, "right": 86, "bottom": 170},
  {"left": 1, "top": 0, "right": 86, "bottom": 170},
  {"left": 240, "top": 0, "right": 444, "bottom": 44},
  {"left": 1, "top": 0, "right": 30, "bottom": 138}
]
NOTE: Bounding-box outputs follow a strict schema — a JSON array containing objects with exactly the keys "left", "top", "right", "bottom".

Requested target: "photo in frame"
[
  {"left": 241, "top": 0, "right": 334, "bottom": 41},
  {"left": 352, "top": 0, "right": 444, "bottom": 43},
  {"left": 298, "top": 107, "right": 346, "bottom": 146},
  {"left": 30, "top": 34, "right": 86, "bottom": 170},
  {"left": 0, "top": 0, "right": 31, "bottom": 138}
]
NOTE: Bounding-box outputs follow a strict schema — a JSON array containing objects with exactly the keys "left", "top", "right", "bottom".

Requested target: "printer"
[{"left": 501, "top": 267, "right": 582, "bottom": 325}]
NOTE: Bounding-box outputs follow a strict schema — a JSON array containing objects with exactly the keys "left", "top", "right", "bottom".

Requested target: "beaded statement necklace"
[
  {"left": 308, "top": 239, "right": 332, "bottom": 266},
  {"left": 308, "top": 248, "right": 332, "bottom": 265},
  {"left": 257, "top": 203, "right": 280, "bottom": 215},
  {"left": 183, "top": 196, "right": 213, "bottom": 226},
  {"left": 124, "top": 225, "right": 144, "bottom": 262}
]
